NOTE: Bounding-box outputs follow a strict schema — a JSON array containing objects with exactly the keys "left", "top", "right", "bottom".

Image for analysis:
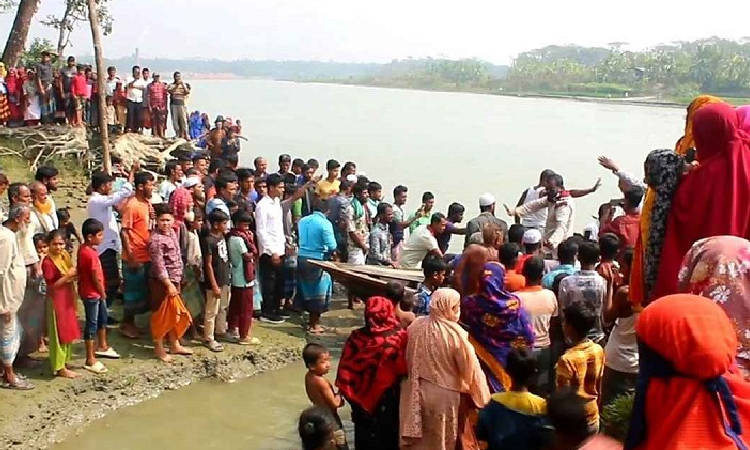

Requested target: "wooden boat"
[{"left": 307, "top": 260, "right": 419, "bottom": 298}]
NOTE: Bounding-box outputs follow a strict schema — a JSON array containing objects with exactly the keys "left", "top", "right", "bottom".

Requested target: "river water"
[
  {"left": 55, "top": 83, "right": 686, "bottom": 449},
  {"left": 52, "top": 361, "right": 351, "bottom": 450},
  {"left": 190, "top": 80, "right": 683, "bottom": 250}
]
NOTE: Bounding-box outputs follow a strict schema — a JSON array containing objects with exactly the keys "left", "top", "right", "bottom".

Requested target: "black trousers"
[
  {"left": 126, "top": 100, "right": 142, "bottom": 132},
  {"left": 259, "top": 254, "right": 284, "bottom": 315}
]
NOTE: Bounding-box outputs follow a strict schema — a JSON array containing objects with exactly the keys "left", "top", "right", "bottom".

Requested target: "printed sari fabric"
[
  {"left": 460, "top": 262, "right": 535, "bottom": 392},
  {"left": 678, "top": 236, "right": 750, "bottom": 380}
]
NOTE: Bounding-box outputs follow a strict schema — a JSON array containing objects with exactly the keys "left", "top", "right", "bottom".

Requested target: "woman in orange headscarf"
[
  {"left": 625, "top": 294, "right": 750, "bottom": 450},
  {"left": 675, "top": 95, "right": 725, "bottom": 156}
]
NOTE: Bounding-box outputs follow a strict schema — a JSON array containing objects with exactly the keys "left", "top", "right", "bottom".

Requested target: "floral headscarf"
[
  {"left": 643, "top": 149, "right": 684, "bottom": 302},
  {"left": 678, "top": 235, "right": 750, "bottom": 380}
]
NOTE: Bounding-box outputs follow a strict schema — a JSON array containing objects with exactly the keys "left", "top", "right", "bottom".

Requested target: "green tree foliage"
[
  {"left": 20, "top": 37, "right": 55, "bottom": 66},
  {"left": 503, "top": 37, "right": 750, "bottom": 98},
  {"left": 0, "top": 0, "right": 17, "bottom": 12}
]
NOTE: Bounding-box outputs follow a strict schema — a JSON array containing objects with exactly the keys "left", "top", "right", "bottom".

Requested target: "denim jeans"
[{"left": 83, "top": 298, "right": 108, "bottom": 340}]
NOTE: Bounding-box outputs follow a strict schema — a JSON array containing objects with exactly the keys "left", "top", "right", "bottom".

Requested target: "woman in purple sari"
[{"left": 456, "top": 246, "right": 535, "bottom": 392}]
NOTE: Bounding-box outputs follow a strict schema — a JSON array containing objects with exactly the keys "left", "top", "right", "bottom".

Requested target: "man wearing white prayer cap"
[{"left": 463, "top": 192, "right": 508, "bottom": 249}]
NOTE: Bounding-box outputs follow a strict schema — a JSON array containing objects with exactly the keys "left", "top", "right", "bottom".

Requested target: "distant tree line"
[{"left": 503, "top": 37, "right": 750, "bottom": 98}]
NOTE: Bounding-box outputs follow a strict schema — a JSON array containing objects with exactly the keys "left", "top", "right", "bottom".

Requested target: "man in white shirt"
[
  {"left": 87, "top": 169, "right": 135, "bottom": 323},
  {"left": 34, "top": 166, "right": 59, "bottom": 230},
  {"left": 28, "top": 182, "right": 56, "bottom": 236},
  {"left": 399, "top": 213, "right": 446, "bottom": 269},
  {"left": 158, "top": 160, "right": 183, "bottom": 201},
  {"left": 125, "top": 65, "right": 147, "bottom": 133},
  {"left": 255, "top": 173, "right": 287, "bottom": 324}
]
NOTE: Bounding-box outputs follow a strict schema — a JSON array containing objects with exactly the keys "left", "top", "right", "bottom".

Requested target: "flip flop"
[
  {"left": 306, "top": 325, "right": 336, "bottom": 335},
  {"left": 84, "top": 361, "right": 108, "bottom": 375},
  {"left": 1, "top": 378, "right": 34, "bottom": 390},
  {"left": 95, "top": 347, "right": 121, "bottom": 359}
]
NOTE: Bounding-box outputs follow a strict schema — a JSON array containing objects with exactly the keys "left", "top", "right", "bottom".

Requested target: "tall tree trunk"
[
  {"left": 88, "top": 0, "right": 110, "bottom": 173},
  {"left": 56, "top": 3, "right": 75, "bottom": 57},
  {"left": 2, "top": 0, "right": 41, "bottom": 67}
]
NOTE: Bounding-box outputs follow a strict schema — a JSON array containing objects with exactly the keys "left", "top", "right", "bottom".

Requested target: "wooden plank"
[
  {"left": 334, "top": 262, "right": 423, "bottom": 285},
  {"left": 307, "top": 260, "right": 417, "bottom": 297}
]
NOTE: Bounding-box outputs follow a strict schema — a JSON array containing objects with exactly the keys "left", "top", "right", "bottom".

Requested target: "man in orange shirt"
[
  {"left": 499, "top": 242, "right": 526, "bottom": 292},
  {"left": 119, "top": 171, "right": 154, "bottom": 338}
]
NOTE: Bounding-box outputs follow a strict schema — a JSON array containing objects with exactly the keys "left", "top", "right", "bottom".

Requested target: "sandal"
[
  {"left": 1, "top": 377, "right": 34, "bottom": 390},
  {"left": 306, "top": 325, "right": 335, "bottom": 335},
  {"left": 95, "top": 347, "right": 121, "bottom": 359},
  {"left": 84, "top": 361, "right": 108, "bottom": 375},
  {"left": 238, "top": 337, "right": 260, "bottom": 345},
  {"left": 204, "top": 340, "right": 224, "bottom": 353}
]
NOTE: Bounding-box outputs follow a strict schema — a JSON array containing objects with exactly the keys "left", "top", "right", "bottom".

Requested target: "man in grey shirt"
[{"left": 464, "top": 193, "right": 508, "bottom": 248}]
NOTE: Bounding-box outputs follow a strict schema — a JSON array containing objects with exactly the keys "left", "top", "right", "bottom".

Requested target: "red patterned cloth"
[{"left": 336, "top": 296, "right": 408, "bottom": 413}]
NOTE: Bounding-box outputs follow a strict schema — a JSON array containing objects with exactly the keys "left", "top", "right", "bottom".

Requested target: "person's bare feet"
[
  {"left": 155, "top": 347, "right": 173, "bottom": 363},
  {"left": 56, "top": 368, "right": 79, "bottom": 379},
  {"left": 119, "top": 324, "right": 140, "bottom": 339},
  {"left": 170, "top": 344, "right": 193, "bottom": 356}
]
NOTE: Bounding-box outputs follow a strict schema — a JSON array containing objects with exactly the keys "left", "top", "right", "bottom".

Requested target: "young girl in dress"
[{"left": 42, "top": 230, "right": 81, "bottom": 379}]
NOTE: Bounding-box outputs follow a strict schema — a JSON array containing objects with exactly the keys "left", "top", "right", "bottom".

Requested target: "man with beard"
[
  {"left": 34, "top": 166, "right": 59, "bottom": 229},
  {"left": 0, "top": 204, "right": 33, "bottom": 390},
  {"left": 28, "top": 182, "right": 56, "bottom": 236}
]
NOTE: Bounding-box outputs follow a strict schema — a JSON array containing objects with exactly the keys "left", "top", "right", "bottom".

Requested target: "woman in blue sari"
[{"left": 456, "top": 245, "right": 535, "bottom": 392}]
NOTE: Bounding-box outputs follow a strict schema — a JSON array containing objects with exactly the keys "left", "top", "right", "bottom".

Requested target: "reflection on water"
[{"left": 52, "top": 361, "right": 351, "bottom": 450}]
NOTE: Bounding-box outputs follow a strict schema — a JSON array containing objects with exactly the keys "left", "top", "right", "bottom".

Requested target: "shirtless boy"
[{"left": 303, "top": 343, "right": 350, "bottom": 450}]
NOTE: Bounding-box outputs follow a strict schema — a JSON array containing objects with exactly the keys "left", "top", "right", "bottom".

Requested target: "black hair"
[
  {"left": 499, "top": 243, "right": 520, "bottom": 268},
  {"left": 253, "top": 156, "right": 265, "bottom": 168},
  {"left": 7, "top": 182, "right": 26, "bottom": 204},
  {"left": 56, "top": 207, "right": 71, "bottom": 223},
  {"left": 540, "top": 169, "right": 556, "bottom": 183},
  {"left": 184, "top": 168, "right": 198, "bottom": 177},
  {"left": 325, "top": 159, "right": 340, "bottom": 171},
  {"left": 547, "top": 388, "right": 592, "bottom": 443},
  {"left": 338, "top": 179, "right": 353, "bottom": 192},
  {"left": 624, "top": 185, "right": 645, "bottom": 209},
  {"left": 208, "top": 209, "right": 230, "bottom": 225},
  {"left": 131, "top": 65, "right": 140, "bottom": 71},
  {"left": 563, "top": 301, "right": 597, "bottom": 339},
  {"left": 310, "top": 196, "right": 326, "bottom": 213},
  {"left": 164, "top": 160, "right": 180, "bottom": 177},
  {"left": 35, "top": 166, "right": 59, "bottom": 182},
  {"left": 298, "top": 406, "right": 336, "bottom": 450},
  {"left": 81, "top": 218, "right": 104, "bottom": 238},
  {"left": 385, "top": 281, "right": 405, "bottom": 304},
  {"left": 292, "top": 158, "right": 305, "bottom": 168},
  {"left": 33, "top": 233, "right": 48, "bottom": 248},
  {"left": 173, "top": 71, "right": 181, "bottom": 78},
  {"left": 422, "top": 254, "right": 447, "bottom": 279},
  {"left": 302, "top": 343, "right": 329, "bottom": 368},
  {"left": 142, "top": 67, "right": 150, "bottom": 73},
  {"left": 307, "top": 158, "right": 320, "bottom": 169},
  {"left": 232, "top": 210, "right": 253, "bottom": 225},
  {"left": 278, "top": 154, "right": 292, "bottom": 163},
  {"left": 356, "top": 174, "right": 369, "bottom": 185},
  {"left": 154, "top": 203, "right": 174, "bottom": 217},
  {"left": 557, "top": 240, "right": 579, "bottom": 265},
  {"left": 266, "top": 173, "right": 284, "bottom": 188},
  {"left": 400, "top": 294, "right": 415, "bottom": 313},
  {"left": 342, "top": 161, "right": 356, "bottom": 172},
  {"left": 91, "top": 171, "right": 114, "bottom": 190},
  {"left": 134, "top": 171, "right": 154, "bottom": 188},
  {"left": 67, "top": 56, "right": 76, "bottom": 62},
  {"left": 548, "top": 173, "right": 565, "bottom": 188},
  {"left": 430, "top": 212, "right": 446, "bottom": 225},
  {"left": 208, "top": 158, "right": 225, "bottom": 174},
  {"left": 192, "top": 154, "right": 208, "bottom": 163},
  {"left": 393, "top": 185, "right": 408, "bottom": 197},
  {"left": 598, "top": 233, "right": 620, "bottom": 261},
  {"left": 577, "top": 242, "right": 600, "bottom": 266},
  {"left": 352, "top": 182, "right": 367, "bottom": 196},
  {"left": 107, "top": 65, "right": 116, "bottom": 72},
  {"left": 47, "top": 228, "right": 67, "bottom": 243},
  {"left": 224, "top": 153, "right": 239, "bottom": 167},
  {"left": 523, "top": 241, "right": 541, "bottom": 254},
  {"left": 177, "top": 154, "right": 191, "bottom": 162},
  {"left": 215, "top": 173, "right": 238, "bottom": 192},
  {"left": 421, "top": 191, "right": 434, "bottom": 203},
  {"left": 522, "top": 257, "right": 545, "bottom": 283},
  {"left": 236, "top": 168, "right": 254, "bottom": 182},
  {"left": 447, "top": 202, "right": 465, "bottom": 217},
  {"left": 506, "top": 347, "right": 539, "bottom": 388},
  {"left": 367, "top": 181, "right": 382, "bottom": 193},
  {"left": 376, "top": 202, "right": 392, "bottom": 218}
]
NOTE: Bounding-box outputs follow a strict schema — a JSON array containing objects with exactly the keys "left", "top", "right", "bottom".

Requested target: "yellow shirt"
[
  {"left": 491, "top": 391, "right": 547, "bottom": 415},
  {"left": 317, "top": 179, "right": 340, "bottom": 201},
  {"left": 555, "top": 339, "right": 604, "bottom": 426}
]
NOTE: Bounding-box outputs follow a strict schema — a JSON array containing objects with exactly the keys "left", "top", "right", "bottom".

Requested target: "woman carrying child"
[{"left": 42, "top": 229, "right": 81, "bottom": 379}]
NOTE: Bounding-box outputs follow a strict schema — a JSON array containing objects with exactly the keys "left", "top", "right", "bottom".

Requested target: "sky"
[{"left": 2, "top": 0, "right": 750, "bottom": 64}]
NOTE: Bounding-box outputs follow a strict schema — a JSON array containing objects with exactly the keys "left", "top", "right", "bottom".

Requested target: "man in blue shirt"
[
  {"left": 542, "top": 239, "right": 579, "bottom": 289},
  {"left": 297, "top": 197, "right": 338, "bottom": 334}
]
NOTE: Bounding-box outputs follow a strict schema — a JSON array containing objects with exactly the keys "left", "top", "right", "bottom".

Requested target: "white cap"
[
  {"left": 478, "top": 193, "right": 496, "bottom": 207},
  {"left": 182, "top": 176, "right": 201, "bottom": 188},
  {"left": 345, "top": 174, "right": 358, "bottom": 183},
  {"left": 522, "top": 229, "right": 542, "bottom": 245}
]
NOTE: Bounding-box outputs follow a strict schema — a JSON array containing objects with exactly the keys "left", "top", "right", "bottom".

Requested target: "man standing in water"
[
  {"left": 0, "top": 204, "right": 32, "bottom": 390},
  {"left": 465, "top": 193, "right": 508, "bottom": 248}
]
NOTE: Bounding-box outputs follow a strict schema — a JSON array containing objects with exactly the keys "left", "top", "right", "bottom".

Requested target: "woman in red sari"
[
  {"left": 653, "top": 103, "right": 750, "bottom": 299},
  {"left": 5, "top": 68, "right": 23, "bottom": 126}
]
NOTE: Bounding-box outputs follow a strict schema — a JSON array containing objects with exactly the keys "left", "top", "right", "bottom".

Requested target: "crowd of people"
[
  {"left": 0, "top": 52, "right": 212, "bottom": 140},
  {"left": 1, "top": 94, "right": 750, "bottom": 450}
]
